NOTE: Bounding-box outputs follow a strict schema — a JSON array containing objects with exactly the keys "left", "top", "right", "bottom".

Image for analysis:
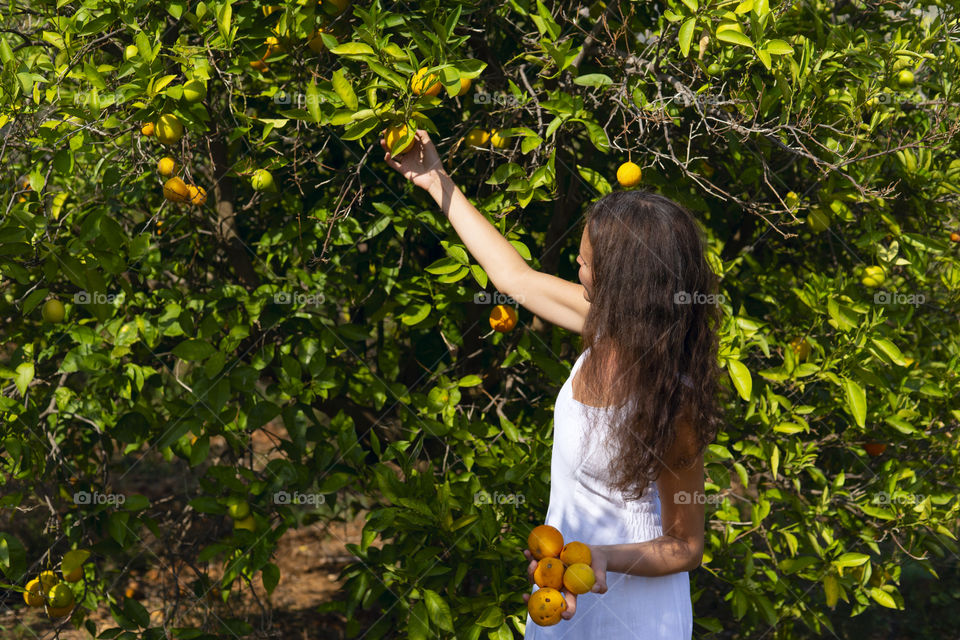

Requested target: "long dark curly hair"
[{"left": 576, "top": 190, "right": 723, "bottom": 501}]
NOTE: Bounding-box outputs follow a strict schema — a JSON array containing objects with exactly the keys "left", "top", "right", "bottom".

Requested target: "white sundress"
[{"left": 524, "top": 348, "right": 694, "bottom": 639}]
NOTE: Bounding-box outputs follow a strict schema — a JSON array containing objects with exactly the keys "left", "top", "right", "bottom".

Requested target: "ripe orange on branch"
[
  {"left": 163, "top": 177, "right": 191, "bottom": 203},
  {"left": 617, "top": 161, "right": 642, "bottom": 188},
  {"left": 411, "top": 67, "right": 442, "bottom": 96},
  {"left": 489, "top": 304, "right": 518, "bottom": 332},
  {"left": 384, "top": 124, "right": 414, "bottom": 156}
]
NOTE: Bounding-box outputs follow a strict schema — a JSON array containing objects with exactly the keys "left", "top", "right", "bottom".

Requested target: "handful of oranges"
[{"left": 526, "top": 524, "right": 597, "bottom": 626}]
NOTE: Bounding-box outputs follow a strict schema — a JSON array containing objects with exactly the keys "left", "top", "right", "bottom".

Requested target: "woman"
[{"left": 382, "top": 130, "right": 722, "bottom": 639}]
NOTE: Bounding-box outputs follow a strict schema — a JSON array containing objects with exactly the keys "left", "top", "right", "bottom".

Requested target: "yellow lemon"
[
  {"left": 562, "top": 562, "right": 596, "bottom": 595},
  {"left": 163, "top": 177, "right": 192, "bottom": 203},
  {"left": 490, "top": 129, "right": 510, "bottom": 149},
  {"left": 384, "top": 125, "right": 414, "bottom": 155},
  {"left": 155, "top": 114, "right": 184, "bottom": 145},
  {"left": 157, "top": 156, "right": 177, "bottom": 176},
  {"left": 411, "top": 67, "right": 442, "bottom": 96},
  {"left": 617, "top": 161, "right": 642, "bottom": 187}
]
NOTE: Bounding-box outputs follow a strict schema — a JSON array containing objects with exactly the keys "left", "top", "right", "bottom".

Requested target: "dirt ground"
[{"left": 1, "top": 420, "right": 379, "bottom": 639}]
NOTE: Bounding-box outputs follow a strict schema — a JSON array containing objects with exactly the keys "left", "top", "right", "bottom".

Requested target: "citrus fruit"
[
  {"left": 265, "top": 36, "right": 284, "bottom": 58},
  {"left": 861, "top": 266, "right": 885, "bottom": 288},
  {"left": 251, "top": 169, "right": 275, "bottom": 191},
  {"left": 47, "top": 583, "right": 74, "bottom": 609},
  {"left": 489, "top": 304, "right": 518, "bottom": 332},
  {"left": 563, "top": 562, "right": 596, "bottom": 595},
  {"left": 559, "top": 541, "right": 592, "bottom": 566},
  {"left": 489, "top": 129, "right": 510, "bottom": 149},
  {"left": 157, "top": 156, "right": 177, "bottom": 177},
  {"left": 950, "top": 232, "right": 959, "bottom": 243},
  {"left": 250, "top": 59, "right": 269, "bottom": 72},
  {"left": 155, "top": 114, "right": 184, "bottom": 145},
  {"left": 308, "top": 29, "right": 327, "bottom": 53},
  {"left": 528, "top": 524, "right": 564, "bottom": 560},
  {"left": 124, "top": 45, "right": 139, "bottom": 61},
  {"left": 234, "top": 515, "right": 257, "bottom": 531},
  {"left": 533, "top": 557, "right": 565, "bottom": 589},
  {"left": 42, "top": 299, "right": 65, "bottom": 323},
  {"left": 617, "top": 161, "right": 642, "bottom": 187},
  {"left": 62, "top": 565, "right": 83, "bottom": 583},
  {"left": 706, "top": 62, "right": 721, "bottom": 76},
  {"left": 457, "top": 76, "right": 472, "bottom": 96},
  {"left": 465, "top": 128, "right": 490, "bottom": 147},
  {"left": 864, "top": 442, "right": 887, "bottom": 457},
  {"left": 39, "top": 570, "right": 60, "bottom": 591},
  {"left": 806, "top": 208, "right": 831, "bottom": 232},
  {"left": 187, "top": 185, "right": 207, "bottom": 206},
  {"left": 141, "top": 122, "right": 155, "bottom": 136},
  {"left": 411, "top": 67, "right": 442, "bottom": 96},
  {"left": 227, "top": 499, "right": 250, "bottom": 520},
  {"left": 24, "top": 578, "right": 44, "bottom": 607},
  {"left": 163, "top": 177, "right": 191, "bottom": 203},
  {"left": 182, "top": 79, "right": 207, "bottom": 103},
  {"left": 784, "top": 191, "right": 799, "bottom": 209},
  {"left": 789, "top": 337, "right": 811, "bottom": 361},
  {"left": 897, "top": 69, "right": 914, "bottom": 88},
  {"left": 45, "top": 603, "right": 74, "bottom": 618},
  {"left": 527, "top": 587, "right": 566, "bottom": 627},
  {"left": 384, "top": 125, "right": 414, "bottom": 155}
]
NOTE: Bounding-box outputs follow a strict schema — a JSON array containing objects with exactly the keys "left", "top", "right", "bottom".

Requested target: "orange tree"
[{"left": 1, "top": 0, "right": 959, "bottom": 638}]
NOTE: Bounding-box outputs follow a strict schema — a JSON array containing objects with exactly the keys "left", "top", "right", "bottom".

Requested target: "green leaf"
[
  {"left": 870, "top": 338, "right": 907, "bottom": 366},
  {"left": 679, "top": 18, "right": 696, "bottom": 58},
  {"left": 217, "top": 1, "right": 232, "bottom": 44},
  {"left": 717, "top": 31, "right": 754, "bottom": 48},
  {"left": 869, "top": 587, "right": 898, "bottom": 609},
  {"left": 332, "top": 68, "right": 358, "bottom": 111},
  {"left": 14, "top": 363, "right": 33, "bottom": 397},
  {"left": 573, "top": 73, "right": 613, "bottom": 87},
  {"left": 833, "top": 552, "right": 869, "bottom": 568},
  {"left": 172, "top": 339, "right": 215, "bottom": 362},
  {"left": 62, "top": 549, "right": 91, "bottom": 575},
  {"left": 476, "top": 605, "right": 503, "bottom": 627},
  {"left": 765, "top": 39, "right": 794, "bottom": 55},
  {"left": 458, "top": 375, "right": 482, "bottom": 387},
  {"left": 329, "top": 43, "right": 376, "bottom": 56},
  {"left": 262, "top": 562, "right": 280, "bottom": 595},
  {"left": 577, "top": 165, "right": 612, "bottom": 195},
  {"left": 842, "top": 377, "right": 866, "bottom": 427},
  {"left": 770, "top": 444, "right": 780, "bottom": 480},
  {"left": 423, "top": 589, "right": 454, "bottom": 631},
  {"left": 680, "top": 0, "right": 698, "bottom": 11},
  {"left": 727, "top": 359, "right": 752, "bottom": 401},
  {"left": 408, "top": 600, "right": 430, "bottom": 640}
]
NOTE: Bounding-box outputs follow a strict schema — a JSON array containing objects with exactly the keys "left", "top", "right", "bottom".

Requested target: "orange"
[
  {"left": 864, "top": 442, "right": 887, "bottom": 457},
  {"left": 250, "top": 59, "right": 269, "bottom": 72},
  {"left": 489, "top": 305, "right": 518, "bottom": 332},
  {"left": 789, "top": 337, "right": 811, "bottom": 361},
  {"left": 141, "top": 122, "right": 155, "bottom": 136},
  {"left": 533, "top": 557, "right": 564, "bottom": 589},
  {"left": 563, "top": 562, "right": 596, "bottom": 595},
  {"left": 23, "top": 578, "right": 44, "bottom": 607},
  {"left": 560, "top": 541, "right": 591, "bottom": 566},
  {"left": 45, "top": 603, "right": 74, "bottom": 618},
  {"left": 527, "top": 587, "right": 566, "bottom": 627},
  {"left": 163, "top": 177, "right": 191, "bottom": 203},
  {"left": 465, "top": 128, "right": 490, "bottom": 148},
  {"left": 187, "top": 185, "right": 207, "bottom": 205},
  {"left": 489, "top": 129, "right": 510, "bottom": 149},
  {"left": 62, "top": 566, "right": 83, "bottom": 583},
  {"left": 528, "top": 524, "right": 563, "bottom": 560},
  {"left": 384, "top": 125, "right": 414, "bottom": 155},
  {"left": 950, "top": 232, "right": 960, "bottom": 243},
  {"left": 411, "top": 67, "right": 442, "bottom": 96},
  {"left": 39, "top": 571, "right": 59, "bottom": 591},
  {"left": 457, "top": 76, "right": 472, "bottom": 96}
]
